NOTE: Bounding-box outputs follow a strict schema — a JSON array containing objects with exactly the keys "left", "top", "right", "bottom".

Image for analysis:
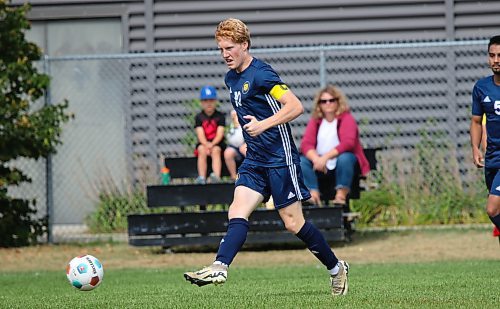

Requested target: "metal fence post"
[
  {"left": 43, "top": 54, "right": 54, "bottom": 244},
  {"left": 319, "top": 46, "right": 326, "bottom": 88}
]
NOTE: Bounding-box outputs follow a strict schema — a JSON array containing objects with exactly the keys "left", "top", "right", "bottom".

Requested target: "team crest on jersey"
[{"left": 242, "top": 81, "right": 250, "bottom": 94}]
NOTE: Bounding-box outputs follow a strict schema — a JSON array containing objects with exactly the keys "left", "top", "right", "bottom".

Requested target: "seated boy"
[{"left": 194, "top": 85, "right": 226, "bottom": 184}]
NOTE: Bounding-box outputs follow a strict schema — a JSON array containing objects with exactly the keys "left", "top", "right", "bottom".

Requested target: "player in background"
[
  {"left": 470, "top": 35, "right": 500, "bottom": 239},
  {"left": 184, "top": 18, "right": 349, "bottom": 297}
]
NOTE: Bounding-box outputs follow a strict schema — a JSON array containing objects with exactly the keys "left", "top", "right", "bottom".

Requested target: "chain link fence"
[{"left": 9, "top": 40, "right": 490, "bottom": 242}]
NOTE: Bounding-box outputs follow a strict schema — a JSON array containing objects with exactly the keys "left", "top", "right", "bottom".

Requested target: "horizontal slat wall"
[
  {"left": 152, "top": 0, "right": 449, "bottom": 52},
  {"left": 19, "top": 1, "right": 500, "bottom": 52},
  {"left": 325, "top": 46, "right": 450, "bottom": 148},
  {"left": 454, "top": 0, "right": 500, "bottom": 39}
]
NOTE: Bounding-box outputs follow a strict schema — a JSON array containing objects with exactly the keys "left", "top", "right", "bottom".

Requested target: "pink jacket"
[{"left": 300, "top": 111, "right": 371, "bottom": 176}]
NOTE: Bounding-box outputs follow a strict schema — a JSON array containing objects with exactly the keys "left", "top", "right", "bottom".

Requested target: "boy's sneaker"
[
  {"left": 330, "top": 260, "right": 349, "bottom": 296},
  {"left": 184, "top": 264, "right": 228, "bottom": 287},
  {"left": 195, "top": 176, "right": 206, "bottom": 185},
  {"left": 208, "top": 172, "right": 221, "bottom": 184}
]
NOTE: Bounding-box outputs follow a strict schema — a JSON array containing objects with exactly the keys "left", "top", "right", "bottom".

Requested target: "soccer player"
[
  {"left": 470, "top": 35, "right": 500, "bottom": 237},
  {"left": 184, "top": 18, "right": 349, "bottom": 297}
]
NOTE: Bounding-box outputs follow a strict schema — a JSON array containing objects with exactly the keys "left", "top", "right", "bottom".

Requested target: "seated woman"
[{"left": 300, "top": 84, "right": 370, "bottom": 206}]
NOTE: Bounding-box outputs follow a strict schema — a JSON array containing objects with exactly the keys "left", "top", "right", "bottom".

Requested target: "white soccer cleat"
[
  {"left": 184, "top": 264, "right": 228, "bottom": 287},
  {"left": 330, "top": 260, "right": 349, "bottom": 296}
]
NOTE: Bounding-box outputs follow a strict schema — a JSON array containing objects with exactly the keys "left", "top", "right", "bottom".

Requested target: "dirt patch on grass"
[{"left": 1, "top": 227, "right": 498, "bottom": 272}]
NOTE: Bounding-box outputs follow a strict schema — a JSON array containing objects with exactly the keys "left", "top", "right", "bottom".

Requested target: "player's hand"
[
  {"left": 472, "top": 149, "right": 484, "bottom": 168},
  {"left": 243, "top": 115, "right": 265, "bottom": 137}
]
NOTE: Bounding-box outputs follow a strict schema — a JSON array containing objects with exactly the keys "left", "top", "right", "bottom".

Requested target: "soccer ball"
[{"left": 66, "top": 254, "right": 104, "bottom": 291}]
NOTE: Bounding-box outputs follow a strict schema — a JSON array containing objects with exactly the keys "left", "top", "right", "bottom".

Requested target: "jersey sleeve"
[
  {"left": 471, "top": 83, "right": 483, "bottom": 116},
  {"left": 254, "top": 65, "right": 289, "bottom": 100}
]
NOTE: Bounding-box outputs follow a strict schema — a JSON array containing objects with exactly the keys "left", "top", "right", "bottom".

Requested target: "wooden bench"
[{"left": 127, "top": 148, "right": 379, "bottom": 248}]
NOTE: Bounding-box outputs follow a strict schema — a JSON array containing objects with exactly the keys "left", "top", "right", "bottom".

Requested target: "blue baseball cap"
[{"left": 200, "top": 85, "right": 217, "bottom": 100}]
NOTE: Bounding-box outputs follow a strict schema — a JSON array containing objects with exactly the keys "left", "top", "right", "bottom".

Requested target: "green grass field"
[{"left": 1, "top": 260, "right": 499, "bottom": 308}]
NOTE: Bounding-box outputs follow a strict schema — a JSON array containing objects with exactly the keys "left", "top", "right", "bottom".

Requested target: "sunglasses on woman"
[{"left": 319, "top": 98, "right": 339, "bottom": 104}]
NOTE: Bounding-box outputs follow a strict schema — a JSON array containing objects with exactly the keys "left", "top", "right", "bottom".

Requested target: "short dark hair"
[{"left": 488, "top": 35, "right": 500, "bottom": 51}]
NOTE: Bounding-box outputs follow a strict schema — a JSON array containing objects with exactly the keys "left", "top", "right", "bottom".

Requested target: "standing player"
[
  {"left": 184, "top": 18, "right": 349, "bottom": 297},
  {"left": 470, "top": 35, "right": 500, "bottom": 237}
]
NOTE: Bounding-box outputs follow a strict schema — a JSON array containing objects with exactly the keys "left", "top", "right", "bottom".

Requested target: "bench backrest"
[
  {"left": 164, "top": 157, "right": 233, "bottom": 179},
  {"left": 147, "top": 183, "right": 234, "bottom": 207},
  {"left": 363, "top": 147, "right": 379, "bottom": 171},
  {"left": 165, "top": 147, "right": 378, "bottom": 179}
]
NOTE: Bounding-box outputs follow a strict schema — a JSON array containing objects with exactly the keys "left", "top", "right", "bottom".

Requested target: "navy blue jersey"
[
  {"left": 471, "top": 75, "right": 500, "bottom": 168},
  {"left": 224, "top": 58, "right": 300, "bottom": 167}
]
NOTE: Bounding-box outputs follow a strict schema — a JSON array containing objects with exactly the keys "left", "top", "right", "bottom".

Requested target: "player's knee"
[
  {"left": 227, "top": 207, "right": 248, "bottom": 220},
  {"left": 283, "top": 218, "right": 302, "bottom": 234}
]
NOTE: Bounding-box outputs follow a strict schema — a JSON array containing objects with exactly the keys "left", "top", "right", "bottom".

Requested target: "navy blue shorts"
[
  {"left": 235, "top": 162, "right": 312, "bottom": 209},
  {"left": 485, "top": 167, "right": 500, "bottom": 197}
]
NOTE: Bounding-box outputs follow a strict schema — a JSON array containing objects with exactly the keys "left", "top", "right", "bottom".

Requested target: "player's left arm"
[
  {"left": 481, "top": 115, "right": 487, "bottom": 153},
  {"left": 243, "top": 84, "right": 304, "bottom": 137}
]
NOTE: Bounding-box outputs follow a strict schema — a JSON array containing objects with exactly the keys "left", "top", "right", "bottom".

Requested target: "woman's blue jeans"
[{"left": 299, "top": 152, "right": 357, "bottom": 192}]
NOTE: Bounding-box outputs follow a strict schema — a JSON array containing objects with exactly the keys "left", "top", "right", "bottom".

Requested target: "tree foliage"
[{"left": 0, "top": 2, "right": 72, "bottom": 247}]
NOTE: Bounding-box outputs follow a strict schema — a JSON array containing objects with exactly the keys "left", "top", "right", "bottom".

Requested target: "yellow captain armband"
[
  {"left": 269, "top": 84, "right": 290, "bottom": 100},
  {"left": 482, "top": 115, "right": 486, "bottom": 125}
]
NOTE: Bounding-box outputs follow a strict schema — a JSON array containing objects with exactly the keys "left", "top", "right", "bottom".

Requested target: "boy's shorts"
[
  {"left": 235, "top": 162, "right": 311, "bottom": 209},
  {"left": 227, "top": 145, "right": 244, "bottom": 162},
  {"left": 193, "top": 141, "right": 226, "bottom": 156},
  {"left": 485, "top": 167, "right": 500, "bottom": 196}
]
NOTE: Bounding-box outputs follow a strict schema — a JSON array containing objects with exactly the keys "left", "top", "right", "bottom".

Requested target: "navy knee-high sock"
[
  {"left": 296, "top": 221, "right": 338, "bottom": 270},
  {"left": 489, "top": 214, "right": 500, "bottom": 229},
  {"left": 215, "top": 218, "right": 249, "bottom": 266}
]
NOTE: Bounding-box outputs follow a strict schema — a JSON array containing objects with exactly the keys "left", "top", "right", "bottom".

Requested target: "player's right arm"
[
  {"left": 470, "top": 84, "right": 485, "bottom": 168},
  {"left": 470, "top": 114, "right": 484, "bottom": 168}
]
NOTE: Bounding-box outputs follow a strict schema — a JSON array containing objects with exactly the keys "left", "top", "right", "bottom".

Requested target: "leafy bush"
[
  {"left": 0, "top": 3, "right": 71, "bottom": 247},
  {"left": 86, "top": 187, "right": 148, "bottom": 233},
  {"left": 352, "top": 125, "right": 489, "bottom": 227},
  {"left": 84, "top": 166, "right": 152, "bottom": 233}
]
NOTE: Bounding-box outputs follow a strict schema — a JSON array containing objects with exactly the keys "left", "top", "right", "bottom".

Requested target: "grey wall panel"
[
  {"left": 454, "top": 0, "right": 500, "bottom": 39},
  {"left": 152, "top": 0, "right": 448, "bottom": 51},
  {"left": 18, "top": 0, "right": 500, "bottom": 50},
  {"left": 21, "top": 0, "right": 498, "bottom": 52}
]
